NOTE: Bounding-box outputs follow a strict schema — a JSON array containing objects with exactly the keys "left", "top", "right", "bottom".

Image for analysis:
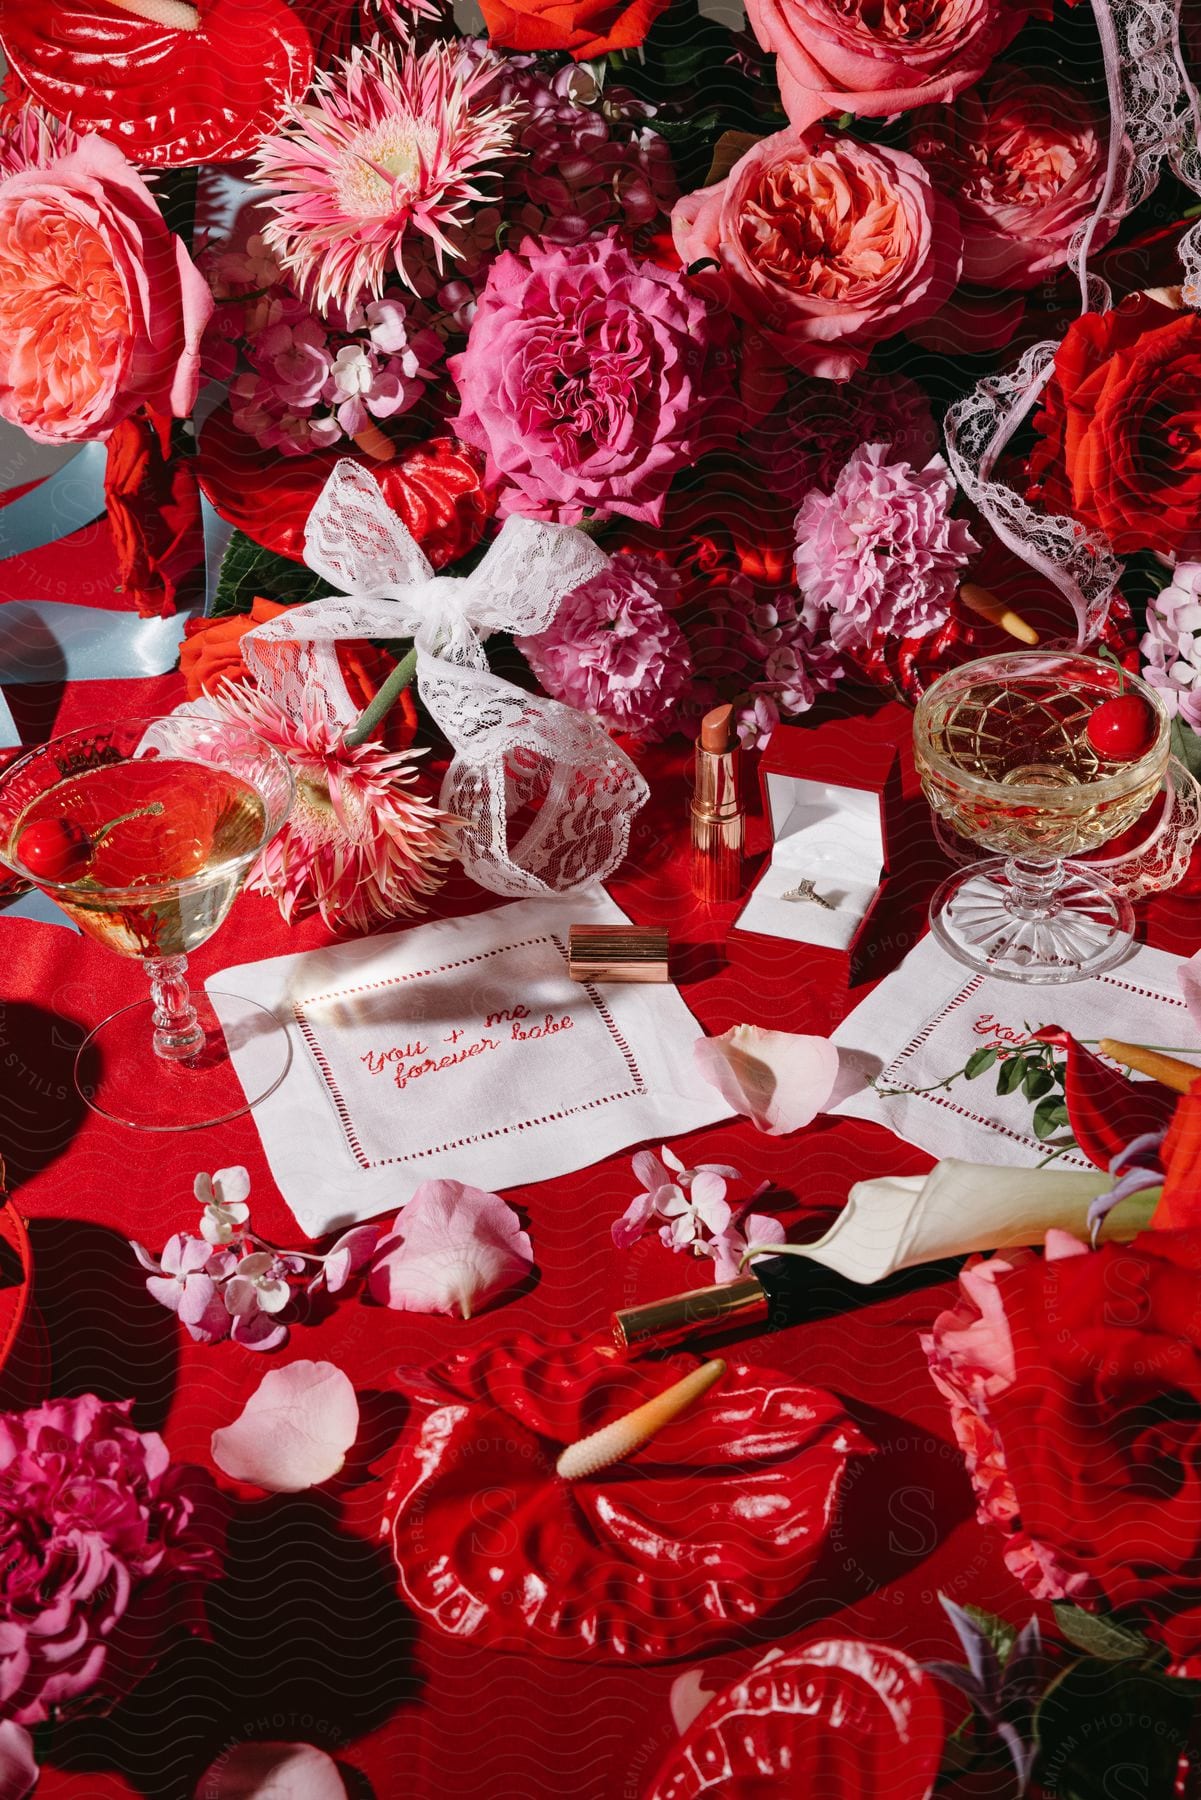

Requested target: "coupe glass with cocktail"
[
  {"left": 0, "top": 715, "right": 294, "bottom": 1129},
  {"left": 914, "top": 651, "right": 1170, "bottom": 983}
]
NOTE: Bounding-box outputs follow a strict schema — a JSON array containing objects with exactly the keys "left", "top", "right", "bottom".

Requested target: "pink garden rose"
[
  {"left": 0, "top": 1394, "right": 225, "bottom": 1726},
  {"left": 744, "top": 0, "right": 1032, "bottom": 132},
  {"left": 0, "top": 135, "right": 212, "bottom": 444},
  {"left": 672, "top": 126, "right": 961, "bottom": 380},
  {"left": 449, "top": 231, "right": 731, "bottom": 523},
  {"left": 907, "top": 67, "right": 1111, "bottom": 290}
]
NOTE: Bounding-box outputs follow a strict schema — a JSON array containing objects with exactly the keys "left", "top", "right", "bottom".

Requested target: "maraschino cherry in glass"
[
  {"left": 0, "top": 715, "right": 294, "bottom": 1130},
  {"left": 914, "top": 651, "right": 1170, "bottom": 984}
]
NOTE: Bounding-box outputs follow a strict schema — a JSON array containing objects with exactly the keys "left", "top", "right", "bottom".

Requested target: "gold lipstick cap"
[
  {"left": 613, "top": 1276, "right": 768, "bottom": 1352},
  {"left": 569, "top": 924, "right": 670, "bottom": 984}
]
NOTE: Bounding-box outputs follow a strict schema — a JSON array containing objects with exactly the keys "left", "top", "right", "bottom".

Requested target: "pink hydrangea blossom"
[
  {"left": 1140, "top": 564, "right": 1201, "bottom": 731},
  {"left": 0, "top": 1395, "right": 225, "bottom": 1726},
  {"left": 690, "top": 578, "right": 843, "bottom": 746},
  {"left": 132, "top": 1233, "right": 235, "bottom": 1344},
  {"left": 612, "top": 1147, "right": 784, "bottom": 1282},
  {"left": 516, "top": 554, "right": 691, "bottom": 740},
  {"left": 794, "top": 444, "right": 978, "bottom": 652},
  {"left": 449, "top": 232, "right": 732, "bottom": 525}
]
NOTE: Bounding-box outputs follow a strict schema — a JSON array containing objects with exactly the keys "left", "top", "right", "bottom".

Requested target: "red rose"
[
  {"left": 477, "top": 0, "right": 670, "bottom": 58},
  {"left": 926, "top": 1229, "right": 1201, "bottom": 1658},
  {"left": 1028, "top": 294, "right": 1201, "bottom": 559},
  {"left": 104, "top": 413, "right": 204, "bottom": 619}
]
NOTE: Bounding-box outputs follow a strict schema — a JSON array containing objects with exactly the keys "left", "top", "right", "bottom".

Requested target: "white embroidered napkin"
[
  {"left": 207, "top": 891, "right": 733, "bottom": 1236},
  {"left": 829, "top": 934, "right": 1195, "bottom": 1171}
]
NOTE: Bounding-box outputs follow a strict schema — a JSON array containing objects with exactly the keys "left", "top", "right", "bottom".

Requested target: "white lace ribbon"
[{"left": 241, "top": 459, "right": 649, "bottom": 896}]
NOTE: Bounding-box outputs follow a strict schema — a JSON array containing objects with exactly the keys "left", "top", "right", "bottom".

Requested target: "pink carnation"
[
  {"left": 672, "top": 126, "right": 961, "bottom": 380},
  {"left": 449, "top": 232, "right": 731, "bottom": 525},
  {"left": 922, "top": 1253, "right": 1095, "bottom": 1604},
  {"left": 744, "top": 0, "right": 1031, "bottom": 133},
  {"left": 0, "top": 136, "right": 211, "bottom": 444},
  {"left": 0, "top": 1395, "right": 225, "bottom": 1726},
  {"left": 516, "top": 553, "right": 690, "bottom": 739},
  {"left": 907, "top": 66, "right": 1110, "bottom": 290},
  {"left": 794, "top": 444, "right": 978, "bottom": 651}
]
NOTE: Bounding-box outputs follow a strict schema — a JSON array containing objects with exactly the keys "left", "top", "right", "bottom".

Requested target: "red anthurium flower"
[
  {"left": 1031, "top": 1027, "right": 1178, "bottom": 1171},
  {"left": 647, "top": 1639, "right": 948, "bottom": 1799},
  {"left": 196, "top": 404, "right": 489, "bottom": 567},
  {"left": 1152, "top": 1093, "right": 1201, "bottom": 1231},
  {"left": 385, "top": 1335, "right": 869, "bottom": 1661},
  {"left": 0, "top": 0, "right": 315, "bottom": 167}
]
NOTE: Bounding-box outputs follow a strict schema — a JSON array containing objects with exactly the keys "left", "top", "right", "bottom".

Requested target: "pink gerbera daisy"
[
  {"left": 252, "top": 38, "right": 522, "bottom": 315},
  {"left": 0, "top": 105, "right": 77, "bottom": 177},
  {"left": 207, "top": 679, "right": 457, "bottom": 933}
]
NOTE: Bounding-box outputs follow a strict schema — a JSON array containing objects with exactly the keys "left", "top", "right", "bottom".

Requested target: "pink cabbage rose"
[
  {"left": 672, "top": 126, "right": 961, "bottom": 380},
  {"left": 449, "top": 231, "right": 731, "bottom": 524},
  {"left": 0, "top": 1394, "right": 225, "bottom": 1726},
  {"left": 0, "top": 136, "right": 212, "bottom": 444},
  {"left": 907, "top": 66, "right": 1110, "bottom": 290},
  {"left": 744, "top": 0, "right": 1032, "bottom": 133}
]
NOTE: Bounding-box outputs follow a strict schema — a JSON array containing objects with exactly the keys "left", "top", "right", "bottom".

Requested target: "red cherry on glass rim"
[
  {"left": 17, "top": 818, "right": 93, "bottom": 883},
  {"left": 646, "top": 1639, "right": 947, "bottom": 1800},
  {"left": 1087, "top": 693, "right": 1157, "bottom": 762}
]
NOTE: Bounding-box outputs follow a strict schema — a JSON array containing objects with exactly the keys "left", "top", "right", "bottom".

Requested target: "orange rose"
[
  {"left": 478, "top": 0, "right": 669, "bottom": 58},
  {"left": 181, "top": 601, "right": 418, "bottom": 749}
]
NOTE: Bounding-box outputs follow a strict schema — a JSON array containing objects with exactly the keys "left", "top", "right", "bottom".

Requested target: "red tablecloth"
[{"left": 3, "top": 519, "right": 1199, "bottom": 1800}]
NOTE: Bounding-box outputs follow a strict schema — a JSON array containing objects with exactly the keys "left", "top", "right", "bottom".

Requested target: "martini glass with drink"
[
  {"left": 914, "top": 651, "right": 1170, "bottom": 983},
  {"left": 0, "top": 715, "right": 294, "bottom": 1129}
]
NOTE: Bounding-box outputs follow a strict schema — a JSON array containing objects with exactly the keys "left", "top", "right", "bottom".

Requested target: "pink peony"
[
  {"left": 907, "top": 67, "right": 1110, "bottom": 290},
  {"left": 0, "top": 136, "right": 211, "bottom": 445},
  {"left": 672, "top": 126, "right": 961, "bottom": 380},
  {"left": 794, "top": 444, "right": 978, "bottom": 650},
  {"left": 744, "top": 0, "right": 1031, "bottom": 133},
  {"left": 516, "top": 553, "right": 691, "bottom": 739},
  {"left": 748, "top": 367, "right": 939, "bottom": 512},
  {"left": 449, "top": 232, "right": 731, "bottom": 524},
  {"left": 0, "top": 1395, "right": 225, "bottom": 1726}
]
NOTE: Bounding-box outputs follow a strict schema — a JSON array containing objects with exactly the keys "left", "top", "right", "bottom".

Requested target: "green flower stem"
[{"left": 343, "top": 647, "right": 418, "bottom": 750}]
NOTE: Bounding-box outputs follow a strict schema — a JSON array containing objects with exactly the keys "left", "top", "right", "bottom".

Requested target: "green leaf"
[
  {"left": 1052, "top": 1605, "right": 1166, "bottom": 1665},
  {"left": 1023, "top": 1065, "right": 1055, "bottom": 1102},
  {"left": 959, "top": 1601, "right": 1017, "bottom": 1665},
  {"left": 1033, "top": 1096, "right": 1071, "bottom": 1140},
  {"left": 998, "top": 1055, "right": 1028, "bottom": 1095},
  {"left": 1170, "top": 716, "right": 1201, "bottom": 784},
  {"left": 1033, "top": 1658, "right": 1199, "bottom": 1800},
  {"left": 964, "top": 1048, "right": 998, "bottom": 1080},
  {"left": 210, "top": 527, "right": 328, "bottom": 621},
  {"left": 641, "top": 110, "right": 723, "bottom": 140}
]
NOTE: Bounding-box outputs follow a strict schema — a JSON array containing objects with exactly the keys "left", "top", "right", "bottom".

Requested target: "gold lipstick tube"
[
  {"left": 613, "top": 1276, "right": 769, "bottom": 1352},
  {"left": 691, "top": 703, "right": 744, "bottom": 905}
]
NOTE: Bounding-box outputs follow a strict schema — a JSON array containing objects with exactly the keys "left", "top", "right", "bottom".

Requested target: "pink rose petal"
[
  {"left": 1180, "top": 952, "right": 1201, "bottom": 1031},
  {"left": 194, "top": 1741, "right": 348, "bottom": 1799},
  {"left": 368, "top": 1181, "right": 533, "bottom": 1320},
  {"left": 694, "top": 1025, "right": 838, "bottom": 1134},
  {"left": 0, "top": 1723, "right": 36, "bottom": 1800},
  {"left": 211, "top": 1362, "right": 358, "bottom": 1493}
]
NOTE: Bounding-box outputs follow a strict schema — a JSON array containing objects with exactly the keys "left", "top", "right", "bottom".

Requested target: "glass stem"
[
  {"left": 1004, "top": 856, "right": 1064, "bottom": 918},
  {"left": 145, "top": 954, "right": 205, "bottom": 1062}
]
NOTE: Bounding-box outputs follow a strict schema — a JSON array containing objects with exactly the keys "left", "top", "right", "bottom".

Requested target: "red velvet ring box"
[{"left": 728, "top": 728, "right": 905, "bottom": 991}]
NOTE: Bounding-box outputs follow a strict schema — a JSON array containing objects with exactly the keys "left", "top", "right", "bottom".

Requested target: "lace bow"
[{"left": 242, "top": 460, "right": 649, "bottom": 896}]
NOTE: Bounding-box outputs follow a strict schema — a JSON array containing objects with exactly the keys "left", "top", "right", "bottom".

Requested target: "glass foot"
[
  {"left": 75, "top": 990, "right": 291, "bottom": 1131},
  {"left": 929, "top": 858, "right": 1136, "bottom": 985}
]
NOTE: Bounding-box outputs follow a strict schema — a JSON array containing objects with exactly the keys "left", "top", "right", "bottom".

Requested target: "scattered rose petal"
[
  {"left": 0, "top": 1723, "right": 36, "bottom": 1800},
  {"left": 1181, "top": 953, "right": 1201, "bottom": 1031},
  {"left": 194, "top": 1741, "right": 348, "bottom": 1799},
  {"left": 368, "top": 1181, "right": 533, "bottom": 1320},
  {"left": 211, "top": 1362, "right": 358, "bottom": 1493},
  {"left": 694, "top": 1025, "right": 838, "bottom": 1134}
]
